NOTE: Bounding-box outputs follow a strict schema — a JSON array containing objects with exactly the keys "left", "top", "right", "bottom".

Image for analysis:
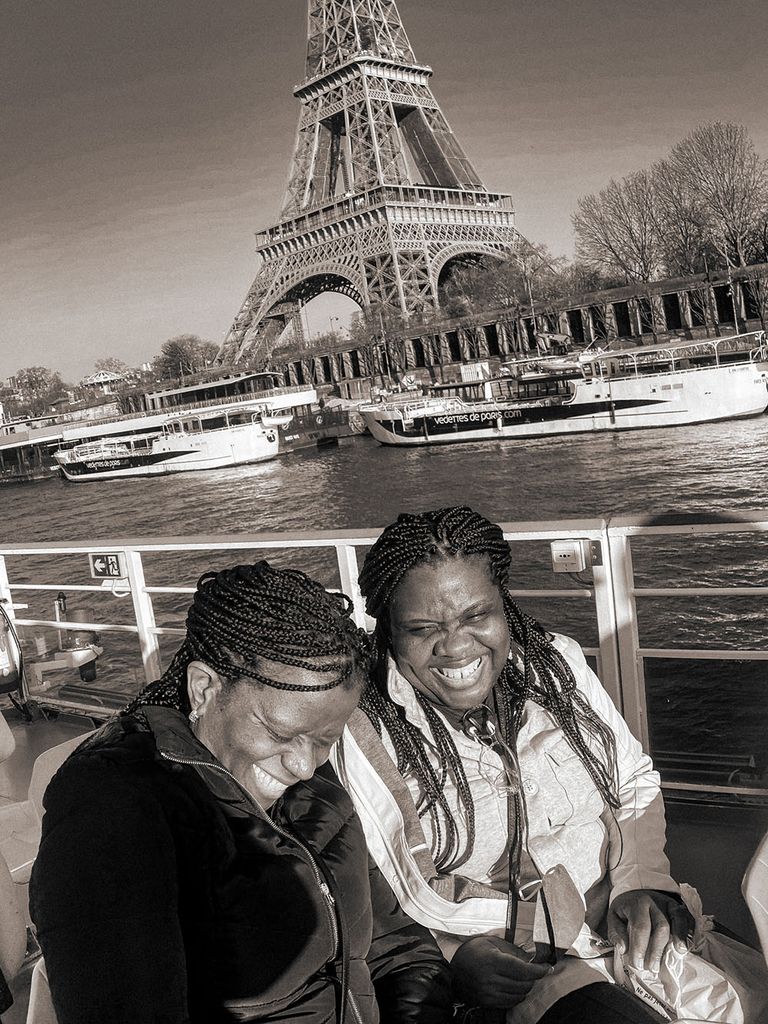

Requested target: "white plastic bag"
[
  {"left": 613, "top": 942, "right": 742, "bottom": 1022},
  {"left": 612, "top": 884, "right": 768, "bottom": 1023},
  {"left": 681, "top": 884, "right": 768, "bottom": 1024}
]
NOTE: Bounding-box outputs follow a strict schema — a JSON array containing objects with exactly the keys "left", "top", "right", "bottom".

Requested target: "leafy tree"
[
  {"left": 10, "top": 366, "right": 67, "bottom": 417},
  {"left": 552, "top": 261, "right": 618, "bottom": 298},
  {"left": 93, "top": 357, "right": 129, "bottom": 375},
  {"left": 152, "top": 335, "right": 219, "bottom": 380},
  {"left": 442, "top": 257, "right": 524, "bottom": 317}
]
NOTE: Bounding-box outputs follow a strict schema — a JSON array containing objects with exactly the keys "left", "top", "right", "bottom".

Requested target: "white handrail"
[{"left": 1, "top": 511, "right": 766, "bottom": 798}]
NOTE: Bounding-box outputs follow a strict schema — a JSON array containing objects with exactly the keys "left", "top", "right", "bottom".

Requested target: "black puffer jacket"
[{"left": 30, "top": 707, "right": 451, "bottom": 1024}]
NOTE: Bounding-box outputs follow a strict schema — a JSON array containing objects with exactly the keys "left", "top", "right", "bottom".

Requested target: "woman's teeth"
[
  {"left": 434, "top": 657, "right": 482, "bottom": 680},
  {"left": 252, "top": 764, "right": 288, "bottom": 795}
]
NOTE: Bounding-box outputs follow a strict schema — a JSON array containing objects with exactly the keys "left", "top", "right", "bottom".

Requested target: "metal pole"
[
  {"left": 123, "top": 549, "right": 162, "bottom": 683},
  {"left": 335, "top": 544, "right": 367, "bottom": 628}
]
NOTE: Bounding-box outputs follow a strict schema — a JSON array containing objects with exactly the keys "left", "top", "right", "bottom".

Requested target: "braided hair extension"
[
  {"left": 124, "top": 561, "right": 370, "bottom": 715},
  {"left": 358, "top": 507, "right": 620, "bottom": 873}
]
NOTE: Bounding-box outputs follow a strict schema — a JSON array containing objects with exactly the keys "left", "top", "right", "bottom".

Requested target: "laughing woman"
[
  {"left": 30, "top": 561, "right": 451, "bottom": 1024},
  {"left": 333, "top": 507, "right": 717, "bottom": 1024}
]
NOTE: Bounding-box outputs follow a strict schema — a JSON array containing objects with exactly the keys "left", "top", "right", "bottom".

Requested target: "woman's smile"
[
  {"left": 431, "top": 656, "right": 483, "bottom": 683},
  {"left": 251, "top": 762, "right": 291, "bottom": 799}
]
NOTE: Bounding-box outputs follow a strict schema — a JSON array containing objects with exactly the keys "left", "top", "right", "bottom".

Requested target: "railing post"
[
  {"left": 591, "top": 528, "right": 622, "bottom": 713},
  {"left": 123, "top": 549, "right": 162, "bottom": 683},
  {"left": 0, "top": 555, "right": 30, "bottom": 704},
  {"left": 605, "top": 528, "right": 649, "bottom": 749},
  {"left": 335, "top": 544, "right": 367, "bottom": 628},
  {"left": 0, "top": 556, "right": 13, "bottom": 609}
]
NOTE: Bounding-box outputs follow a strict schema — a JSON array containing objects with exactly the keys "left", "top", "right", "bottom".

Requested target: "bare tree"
[
  {"left": 744, "top": 271, "right": 768, "bottom": 330},
  {"left": 573, "top": 170, "right": 664, "bottom": 283},
  {"left": 666, "top": 122, "right": 768, "bottom": 267},
  {"left": 652, "top": 159, "right": 710, "bottom": 276},
  {"left": 747, "top": 212, "right": 768, "bottom": 265}
]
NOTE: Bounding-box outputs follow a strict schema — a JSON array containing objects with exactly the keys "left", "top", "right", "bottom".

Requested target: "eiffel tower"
[{"left": 217, "top": 0, "right": 523, "bottom": 367}]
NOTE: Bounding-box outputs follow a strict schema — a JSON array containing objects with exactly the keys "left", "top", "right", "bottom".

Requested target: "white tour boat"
[
  {"left": 361, "top": 333, "right": 768, "bottom": 446},
  {"left": 53, "top": 405, "right": 279, "bottom": 481},
  {"left": 0, "top": 372, "right": 356, "bottom": 484}
]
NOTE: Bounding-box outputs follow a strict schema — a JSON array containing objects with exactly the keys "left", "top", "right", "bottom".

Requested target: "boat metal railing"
[
  {"left": 1, "top": 511, "right": 766, "bottom": 800},
  {"left": 585, "top": 331, "right": 767, "bottom": 378}
]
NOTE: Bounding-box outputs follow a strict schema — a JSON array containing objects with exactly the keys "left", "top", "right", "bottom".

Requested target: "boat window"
[
  {"left": 227, "top": 413, "right": 249, "bottom": 426},
  {"left": 201, "top": 416, "right": 228, "bottom": 432},
  {"left": 519, "top": 378, "right": 572, "bottom": 399}
]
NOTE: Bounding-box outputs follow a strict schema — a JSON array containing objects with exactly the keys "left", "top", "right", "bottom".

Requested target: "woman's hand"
[
  {"left": 451, "top": 935, "right": 552, "bottom": 1008},
  {"left": 607, "top": 889, "right": 693, "bottom": 974}
]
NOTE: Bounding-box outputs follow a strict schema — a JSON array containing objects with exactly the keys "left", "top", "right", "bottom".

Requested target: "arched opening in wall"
[
  {"left": 437, "top": 252, "right": 507, "bottom": 318},
  {"left": 301, "top": 293, "right": 362, "bottom": 348},
  {"left": 274, "top": 274, "right": 363, "bottom": 355}
]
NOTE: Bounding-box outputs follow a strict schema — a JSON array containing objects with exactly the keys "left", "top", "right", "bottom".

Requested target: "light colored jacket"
[{"left": 333, "top": 633, "right": 679, "bottom": 1022}]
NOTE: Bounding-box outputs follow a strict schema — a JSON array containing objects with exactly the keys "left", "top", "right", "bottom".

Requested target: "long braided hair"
[
  {"left": 124, "top": 560, "right": 370, "bottom": 715},
  {"left": 358, "top": 506, "right": 620, "bottom": 873}
]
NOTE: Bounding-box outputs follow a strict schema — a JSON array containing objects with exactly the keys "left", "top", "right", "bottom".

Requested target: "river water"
[{"left": 1, "top": 416, "right": 767, "bottom": 778}]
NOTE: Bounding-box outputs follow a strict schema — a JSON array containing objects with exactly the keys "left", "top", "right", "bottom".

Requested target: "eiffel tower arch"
[{"left": 217, "top": 0, "right": 523, "bottom": 367}]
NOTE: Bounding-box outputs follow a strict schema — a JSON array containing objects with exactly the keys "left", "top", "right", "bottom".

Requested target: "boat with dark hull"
[
  {"left": 361, "top": 334, "right": 768, "bottom": 446},
  {"left": 54, "top": 406, "right": 279, "bottom": 481},
  {"left": 0, "top": 373, "right": 358, "bottom": 484}
]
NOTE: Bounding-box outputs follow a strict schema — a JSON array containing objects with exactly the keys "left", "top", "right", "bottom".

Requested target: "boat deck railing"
[
  {"left": 585, "top": 331, "right": 767, "bottom": 378},
  {"left": 1, "top": 511, "right": 767, "bottom": 802}
]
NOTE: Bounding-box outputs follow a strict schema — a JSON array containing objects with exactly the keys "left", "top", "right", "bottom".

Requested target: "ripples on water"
[
  {"left": 2, "top": 417, "right": 766, "bottom": 540},
  {"left": 1, "top": 417, "right": 766, "bottom": 770}
]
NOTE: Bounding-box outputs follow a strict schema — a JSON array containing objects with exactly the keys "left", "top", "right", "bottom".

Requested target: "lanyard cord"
[
  {"left": 494, "top": 688, "right": 527, "bottom": 945},
  {"left": 494, "top": 691, "right": 558, "bottom": 964},
  {"left": 460, "top": 692, "right": 527, "bottom": 945}
]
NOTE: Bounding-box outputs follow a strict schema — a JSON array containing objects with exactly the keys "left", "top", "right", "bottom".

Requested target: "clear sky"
[{"left": 2, "top": 0, "right": 767, "bottom": 381}]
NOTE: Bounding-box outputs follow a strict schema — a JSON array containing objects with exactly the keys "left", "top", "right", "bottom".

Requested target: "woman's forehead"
[
  {"left": 231, "top": 670, "right": 361, "bottom": 732},
  {"left": 392, "top": 555, "right": 499, "bottom": 613}
]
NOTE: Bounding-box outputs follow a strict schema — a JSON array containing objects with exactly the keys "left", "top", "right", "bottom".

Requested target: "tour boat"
[
  {"left": 53, "top": 405, "right": 279, "bottom": 481},
  {"left": 361, "top": 334, "right": 768, "bottom": 446},
  {"left": 0, "top": 372, "right": 355, "bottom": 484}
]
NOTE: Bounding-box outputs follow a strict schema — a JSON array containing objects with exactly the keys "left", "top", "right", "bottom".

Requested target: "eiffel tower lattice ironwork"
[{"left": 217, "top": 0, "right": 523, "bottom": 367}]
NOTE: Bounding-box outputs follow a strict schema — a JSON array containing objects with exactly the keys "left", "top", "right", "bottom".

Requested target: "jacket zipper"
[
  {"left": 346, "top": 990, "right": 364, "bottom": 1024},
  {"left": 159, "top": 752, "right": 340, "bottom": 957}
]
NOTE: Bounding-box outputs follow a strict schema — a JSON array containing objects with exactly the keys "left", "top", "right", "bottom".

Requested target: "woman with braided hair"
[
  {"left": 30, "top": 561, "right": 452, "bottom": 1024},
  {"left": 332, "top": 506, "right": 694, "bottom": 1024}
]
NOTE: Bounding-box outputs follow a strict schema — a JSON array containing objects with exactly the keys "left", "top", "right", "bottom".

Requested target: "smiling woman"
[
  {"left": 335, "top": 506, "right": 768, "bottom": 1024},
  {"left": 29, "top": 561, "right": 452, "bottom": 1024}
]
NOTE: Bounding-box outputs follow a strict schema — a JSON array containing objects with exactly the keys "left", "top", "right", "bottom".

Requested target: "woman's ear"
[{"left": 186, "top": 661, "right": 223, "bottom": 719}]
